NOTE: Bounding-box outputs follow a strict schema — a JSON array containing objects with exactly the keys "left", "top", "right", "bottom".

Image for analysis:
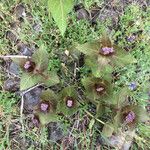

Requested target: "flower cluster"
[{"left": 10, "top": 34, "right": 148, "bottom": 138}]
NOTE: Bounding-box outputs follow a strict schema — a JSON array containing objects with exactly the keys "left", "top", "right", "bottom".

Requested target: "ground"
[{"left": 0, "top": 0, "right": 150, "bottom": 150}]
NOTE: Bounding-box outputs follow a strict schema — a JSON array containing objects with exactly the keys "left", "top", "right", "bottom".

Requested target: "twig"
[
  {"left": 20, "top": 83, "right": 44, "bottom": 96},
  {"left": 84, "top": 110, "right": 105, "bottom": 125},
  {"left": 20, "top": 95, "right": 25, "bottom": 144},
  {"left": 73, "top": 62, "right": 77, "bottom": 78},
  {"left": 20, "top": 95, "right": 24, "bottom": 118},
  {"left": 0, "top": 55, "right": 31, "bottom": 59}
]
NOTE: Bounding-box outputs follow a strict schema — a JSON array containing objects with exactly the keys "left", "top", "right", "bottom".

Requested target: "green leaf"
[
  {"left": 48, "top": 0, "right": 73, "bottom": 36},
  {"left": 112, "top": 46, "right": 137, "bottom": 66},
  {"left": 12, "top": 57, "right": 28, "bottom": 70},
  {"left": 40, "top": 89, "right": 58, "bottom": 102},
  {"left": 57, "top": 86, "right": 79, "bottom": 116},
  {"left": 113, "top": 54, "right": 137, "bottom": 67},
  {"left": 32, "top": 45, "right": 49, "bottom": 72},
  {"left": 113, "top": 88, "right": 130, "bottom": 107},
  {"left": 76, "top": 40, "right": 99, "bottom": 56},
  {"left": 44, "top": 71, "right": 60, "bottom": 87},
  {"left": 82, "top": 77, "right": 113, "bottom": 104},
  {"left": 137, "top": 106, "right": 149, "bottom": 122},
  {"left": 40, "top": 89, "right": 58, "bottom": 110},
  {"left": 38, "top": 112, "right": 59, "bottom": 125},
  {"left": 20, "top": 73, "right": 40, "bottom": 91},
  {"left": 113, "top": 112, "right": 121, "bottom": 129},
  {"left": 96, "top": 102, "right": 105, "bottom": 117},
  {"left": 85, "top": 56, "right": 113, "bottom": 78},
  {"left": 102, "top": 123, "right": 114, "bottom": 137},
  {"left": 20, "top": 71, "right": 59, "bottom": 91},
  {"left": 89, "top": 119, "right": 95, "bottom": 130}
]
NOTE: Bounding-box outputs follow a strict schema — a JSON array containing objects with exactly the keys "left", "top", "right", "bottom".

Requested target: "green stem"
[{"left": 84, "top": 110, "right": 105, "bottom": 125}]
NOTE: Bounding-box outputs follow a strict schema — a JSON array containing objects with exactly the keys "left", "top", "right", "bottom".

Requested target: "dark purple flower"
[
  {"left": 94, "top": 83, "right": 106, "bottom": 95},
  {"left": 129, "top": 82, "right": 137, "bottom": 90},
  {"left": 101, "top": 47, "right": 114, "bottom": 55},
  {"left": 66, "top": 100, "right": 73, "bottom": 107},
  {"left": 24, "top": 61, "right": 32, "bottom": 69},
  {"left": 66, "top": 97, "right": 75, "bottom": 108},
  {"left": 127, "top": 35, "right": 136, "bottom": 42},
  {"left": 23, "top": 60, "right": 36, "bottom": 72},
  {"left": 39, "top": 102, "right": 50, "bottom": 112},
  {"left": 125, "top": 111, "right": 135, "bottom": 123}
]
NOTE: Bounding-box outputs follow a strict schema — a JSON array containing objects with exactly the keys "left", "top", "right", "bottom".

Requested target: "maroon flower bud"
[
  {"left": 94, "top": 83, "right": 106, "bottom": 95},
  {"left": 32, "top": 115, "right": 40, "bottom": 127},
  {"left": 23, "top": 60, "right": 36, "bottom": 72},
  {"left": 65, "top": 97, "right": 75, "bottom": 108},
  {"left": 39, "top": 101, "right": 51, "bottom": 112},
  {"left": 125, "top": 111, "right": 135, "bottom": 124},
  {"left": 100, "top": 47, "right": 114, "bottom": 56}
]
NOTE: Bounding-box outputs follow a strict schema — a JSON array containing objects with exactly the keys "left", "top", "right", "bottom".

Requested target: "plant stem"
[{"left": 84, "top": 110, "right": 105, "bottom": 125}]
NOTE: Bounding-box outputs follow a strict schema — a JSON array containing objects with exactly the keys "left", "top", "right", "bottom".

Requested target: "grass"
[{"left": 0, "top": 0, "right": 150, "bottom": 149}]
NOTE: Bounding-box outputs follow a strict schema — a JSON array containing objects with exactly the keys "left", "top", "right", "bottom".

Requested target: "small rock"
[
  {"left": 26, "top": 12, "right": 33, "bottom": 24},
  {"left": 17, "top": 43, "right": 33, "bottom": 56},
  {"left": 74, "top": 3, "right": 89, "bottom": 20},
  {"left": 10, "top": 21, "right": 20, "bottom": 30},
  {"left": 14, "top": 4, "right": 26, "bottom": 19},
  {"left": 76, "top": 8, "right": 90, "bottom": 20},
  {"left": 3, "top": 78, "right": 20, "bottom": 92},
  {"left": 90, "top": 7, "right": 101, "bottom": 23},
  {"left": 24, "top": 87, "right": 42, "bottom": 111},
  {"left": 33, "top": 22, "right": 42, "bottom": 32},
  {"left": 6, "top": 31, "right": 18, "bottom": 43},
  {"left": 107, "top": 130, "right": 135, "bottom": 150},
  {"left": 8, "top": 62, "right": 20, "bottom": 75},
  {"left": 47, "top": 122, "right": 64, "bottom": 142},
  {"left": 98, "top": 9, "right": 119, "bottom": 28}
]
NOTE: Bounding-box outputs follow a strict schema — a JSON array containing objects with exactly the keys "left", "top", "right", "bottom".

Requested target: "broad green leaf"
[
  {"left": 113, "top": 54, "right": 137, "bottom": 67},
  {"left": 85, "top": 56, "right": 113, "bottom": 78},
  {"left": 12, "top": 57, "right": 28, "bottom": 69},
  {"left": 113, "top": 46, "right": 137, "bottom": 66},
  {"left": 57, "top": 86, "right": 79, "bottom": 116},
  {"left": 32, "top": 44, "right": 49, "bottom": 72},
  {"left": 137, "top": 106, "right": 149, "bottom": 122},
  {"left": 113, "top": 112, "right": 121, "bottom": 129},
  {"left": 40, "top": 89, "right": 58, "bottom": 102},
  {"left": 113, "top": 88, "right": 130, "bottom": 107},
  {"left": 102, "top": 123, "right": 114, "bottom": 137},
  {"left": 76, "top": 41, "right": 99, "bottom": 55},
  {"left": 20, "top": 73, "right": 39, "bottom": 91},
  {"left": 44, "top": 71, "right": 60, "bottom": 87},
  {"left": 38, "top": 113, "right": 59, "bottom": 125},
  {"left": 48, "top": 0, "right": 74, "bottom": 36},
  {"left": 20, "top": 71, "right": 59, "bottom": 91}
]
